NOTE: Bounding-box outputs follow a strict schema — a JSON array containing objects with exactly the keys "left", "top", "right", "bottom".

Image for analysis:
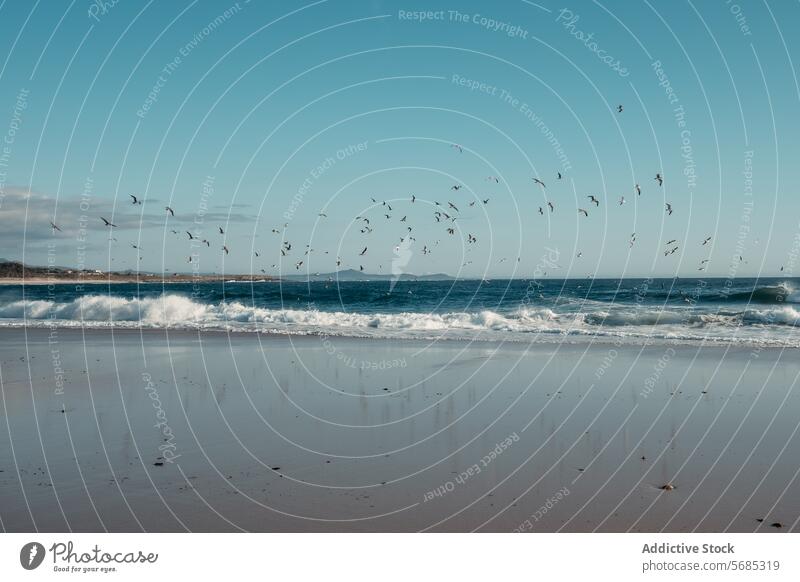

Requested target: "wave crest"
[{"left": 0, "top": 294, "right": 798, "bottom": 346}]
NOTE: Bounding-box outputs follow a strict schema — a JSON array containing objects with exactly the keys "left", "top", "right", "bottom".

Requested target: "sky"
[{"left": 0, "top": 0, "right": 797, "bottom": 279}]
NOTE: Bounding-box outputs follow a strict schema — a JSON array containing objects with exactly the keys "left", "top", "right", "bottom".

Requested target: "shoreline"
[
  {"left": 1, "top": 323, "right": 797, "bottom": 350},
  {"left": 1, "top": 326, "right": 798, "bottom": 532},
  {"left": 0, "top": 276, "right": 280, "bottom": 285}
]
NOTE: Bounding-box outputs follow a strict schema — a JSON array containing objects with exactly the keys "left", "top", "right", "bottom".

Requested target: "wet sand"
[{"left": 0, "top": 327, "right": 798, "bottom": 532}]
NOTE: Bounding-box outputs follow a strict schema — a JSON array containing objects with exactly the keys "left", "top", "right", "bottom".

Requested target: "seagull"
[
  {"left": 617, "top": 105, "right": 623, "bottom": 113},
  {"left": 400, "top": 215, "right": 407, "bottom": 222},
  {"left": 547, "top": 201, "right": 554, "bottom": 212},
  {"left": 451, "top": 144, "right": 463, "bottom": 153},
  {"left": 538, "top": 206, "right": 544, "bottom": 215},
  {"left": 295, "top": 260, "right": 303, "bottom": 270},
  {"left": 451, "top": 184, "right": 462, "bottom": 190},
  {"left": 469, "top": 201, "right": 476, "bottom": 207},
  {"left": 655, "top": 173, "right": 663, "bottom": 186},
  {"left": 50, "top": 221, "right": 62, "bottom": 232},
  {"left": 635, "top": 184, "right": 641, "bottom": 196},
  {"left": 665, "top": 203, "right": 673, "bottom": 216},
  {"left": 129, "top": 194, "right": 141, "bottom": 205},
  {"left": 318, "top": 212, "right": 327, "bottom": 218},
  {"left": 557, "top": 172, "right": 562, "bottom": 180},
  {"left": 482, "top": 198, "right": 490, "bottom": 204},
  {"left": 446, "top": 228, "right": 455, "bottom": 235},
  {"left": 702, "top": 236, "right": 712, "bottom": 245},
  {"left": 100, "top": 217, "right": 117, "bottom": 227},
  {"left": 577, "top": 251, "right": 583, "bottom": 258},
  {"left": 618, "top": 196, "right": 625, "bottom": 205},
  {"left": 360, "top": 246, "right": 368, "bottom": 256},
  {"left": 588, "top": 195, "right": 599, "bottom": 207},
  {"left": 448, "top": 202, "right": 459, "bottom": 212},
  {"left": 218, "top": 226, "right": 224, "bottom": 234},
  {"left": 255, "top": 251, "right": 260, "bottom": 257},
  {"left": 222, "top": 245, "right": 230, "bottom": 255},
  {"left": 165, "top": 206, "right": 174, "bottom": 216},
  {"left": 578, "top": 208, "right": 589, "bottom": 217},
  {"left": 486, "top": 176, "right": 499, "bottom": 183},
  {"left": 411, "top": 195, "right": 416, "bottom": 203},
  {"left": 533, "top": 178, "right": 546, "bottom": 189},
  {"left": 186, "top": 231, "right": 196, "bottom": 240},
  {"left": 202, "top": 239, "right": 210, "bottom": 247},
  {"left": 666, "top": 239, "right": 677, "bottom": 245}
]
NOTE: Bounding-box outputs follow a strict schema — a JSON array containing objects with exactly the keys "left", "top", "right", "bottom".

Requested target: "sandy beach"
[{"left": 1, "top": 327, "right": 797, "bottom": 532}]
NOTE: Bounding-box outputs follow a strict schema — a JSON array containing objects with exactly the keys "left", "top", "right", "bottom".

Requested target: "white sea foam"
[{"left": 0, "top": 294, "right": 797, "bottom": 346}]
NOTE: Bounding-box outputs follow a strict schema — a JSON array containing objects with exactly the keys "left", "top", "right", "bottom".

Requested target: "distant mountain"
[{"left": 280, "top": 269, "right": 454, "bottom": 282}]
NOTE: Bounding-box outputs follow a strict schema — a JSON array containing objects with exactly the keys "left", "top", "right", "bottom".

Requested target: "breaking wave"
[{"left": 0, "top": 293, "right": 798, "bottom": 346}]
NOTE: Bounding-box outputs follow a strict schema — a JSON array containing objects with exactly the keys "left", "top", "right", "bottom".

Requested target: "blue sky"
[{"left": 0, "top": 0, "right": 797, "bottom": 278}]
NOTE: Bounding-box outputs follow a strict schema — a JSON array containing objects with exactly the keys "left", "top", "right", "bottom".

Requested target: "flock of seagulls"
[{"left": 44, "top": 122, "right": 766, "bottom": 275}]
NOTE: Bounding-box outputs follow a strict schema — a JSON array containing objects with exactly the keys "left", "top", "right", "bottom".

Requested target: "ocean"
[{"left": 0, "top": 277, "right": 798, "bottom": 347}]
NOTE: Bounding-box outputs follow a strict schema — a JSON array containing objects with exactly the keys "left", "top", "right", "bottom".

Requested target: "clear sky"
[{"left": 0, "top": 0, "right": 797, "bottom": 279}]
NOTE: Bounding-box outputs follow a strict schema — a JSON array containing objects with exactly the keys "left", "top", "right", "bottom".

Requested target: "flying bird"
[
  {"left": 618, "top": 196, "right": 625, "bottom": 205},
  {"left": 617, "top": 104, "right": 623, "bottom": 113},
  {"left": 665, "top": 203, "right": 673, "bottom": 216},
  {"left": 218, "top": 226, "right": 224, "bottom": 234},
  {"left": 578, "top": 208, "right": 589, "bottom": 217},
  {"left": 50, "top": 221, "right": 62, "bottom": 232},
  {"left": 129, "top": 194, "right": 141, "bottom": 205},
  {"left": 655, "top": 173, "right": 663, "bottom": 186},
  {"left": 222, "top": 245, "right": 229, "bottom": 255},
  {"left": 588, "top": 195, "right": 599, "bottom": 207},
  {"left": 547, "top": 201, "right": 554, "bottom": 212},
  {"left": 702, "top": 237, "right": 712, "bottom": 245},
  {"left": 635, "top": 184, "right": 641, "bottom": 196},
  {"left": 100, "top": 217, "right": 117, "bottom": 227},
  {"left": 360, "top": 246, "right": 368, "bottom": 256},
  {"left": 533, "top": 178, "right": 546, "bottom": 189},
  {"left": 165, "top": 206, "right": 174, "bottom": 216}
]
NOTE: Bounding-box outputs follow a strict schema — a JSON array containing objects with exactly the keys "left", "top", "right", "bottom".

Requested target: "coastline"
[
  {"left": 2, "top": 327, "right": 798, "bottom": 532},
  {"left": 0, "top": 275, "right": 280, "bottom": 285}
]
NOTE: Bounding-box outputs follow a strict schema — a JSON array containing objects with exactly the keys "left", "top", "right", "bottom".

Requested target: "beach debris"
[
  {"left": 770, "top": 522, "right": 783, "bottom": 529},
  {"left": 659, "top": 484, "right": 675, "bottom": 491}
]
